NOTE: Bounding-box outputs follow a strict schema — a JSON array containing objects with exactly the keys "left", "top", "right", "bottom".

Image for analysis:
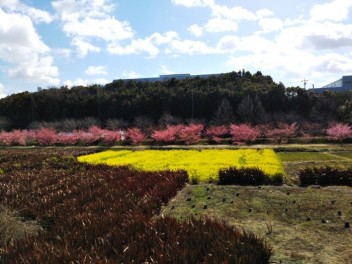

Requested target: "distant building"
[
  {"left": 312, "top": 75, "right": 352, "bottom": 93},
  {"left": 114, "top": 73, "right": 221, "bottom": 83}
]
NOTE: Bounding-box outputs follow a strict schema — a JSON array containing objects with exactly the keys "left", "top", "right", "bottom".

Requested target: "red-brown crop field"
[{"left": 0, "top": 148, "right": 272, "bottom": 263}]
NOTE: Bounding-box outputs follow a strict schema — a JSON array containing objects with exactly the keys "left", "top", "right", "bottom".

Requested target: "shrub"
[
  {"left": 265, "top": 123, "right": 298, "bottom": 143},
  {"left": 56, "top": 132, "right": 80, "bottom": 145},
  {"left": 126, "top": 128, "right": 146, "bottom": 144},
  {"left": 152, "top": 125, "right": 183, "bottom": 143},
  {"left": 299, "top": 166, "right": 352, "bottom": 186},
  {"left": 36, "top": 128, "right": 57, "bottom": 146},
  {"left": 218, "top": 167, "right": 283, "bottom": 185},
  {"left": 74, "top": 130, "right": 99, "bottom": 145},
  {"left": 178, "top": 124, "right": 204, "bottom": 144},
  {"left": 205, "top": 125, "right": 228, "bottom": 143},
  {"left": 101, "top": 130, "right": 122, "bottom": 145},
  {"left": 299, "top": 122, "right": 324, "bottom": 137},
  {"left": 152, "top": 124, "right": 203, "bottom": 144},
  {"left": 0, "top": 130, "right": 36, "bottom": 146},
  {"left": 326, "top": 123, "right": 352, "bottom": 141},
  {"left": 229, "top": 124, "right": 260, "bottom": 144}
]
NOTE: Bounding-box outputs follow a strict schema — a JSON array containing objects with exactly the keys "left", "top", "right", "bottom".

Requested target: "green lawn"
[{"left": 276, "top": 151, "right": 340, "bottom": 162}]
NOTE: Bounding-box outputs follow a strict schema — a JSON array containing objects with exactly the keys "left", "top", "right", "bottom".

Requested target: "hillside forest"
[{"left": 0, "top": 70, "right": 351, "bottom": 131}]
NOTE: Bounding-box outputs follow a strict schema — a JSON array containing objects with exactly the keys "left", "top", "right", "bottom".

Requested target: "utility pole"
[
  {"left": 191, "top": 85, "right": 194, "bottom": 118},
  {"left": 301, "top": 79, "right": 309, "bottom": 89}
]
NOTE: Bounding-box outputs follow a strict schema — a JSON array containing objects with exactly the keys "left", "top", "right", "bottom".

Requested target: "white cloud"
[
  {"left": 7, "top": 55, "right": 59, "bottom": 85},
  {"left": 217, "top": 35, "right": 240, "bottom": 52},
  {"left": 256, "top": 9, "right": 274, "bottom": 19},
  {"left": 0, "top": 0, "right": 53, "bottom": 24},
  {"left": 63, "top": 77, "right": 110, "bottom": 88},
  {"left": 94, "top": 78, "right": 110, "bottom": 85},
  {"left": 149, "top": 31, "right": 179, "bottom": 45},
  {"left": 107, "top": 31, "right": 178, "bottom": 57},
  {"left": 159, "top": 65, "right": 174, "bottom": 75},
  {"left": 166, "top": 39, "right": 217, "bottom": 55},
  {"left": 122, "top": 70, "right": 142, "bottom": 79},
  {"left": 85, "top": 66, "right": 108, "bottom": 76},
  {"left": 0, "top": 83, "right": 6, "bottom": 98},
  {"left": 71, "top": 37, "right": 100, "bottom": 57},
  {"left": 63, "top": 78, "right": 89, "bottom": 88},
  {"left": 0, "top": 8, "right": 59, "bottom": 85},
  {"left": 53, "top": 48, "right": 72, "bottom": 60},
  {"left": 171, "top": 0, "right": 211, "bottom": 7},
  {"left": 310, "top": 0, "right": 352, "bottom": 22},
  {"left": 62, "top": 17, "right": 133, "bottom": 42},
  {"left": 211, "top": 5, "right": 256, "bottom": 21},
  {"left": 52, "top": 0, "right": 134, "bottom": 57},
  {"left": 277, "top": 21, "right": 352, "bottom": 51},
  {"left": 107, "top": 39, "right": 160, "bottom": 57},
  {"left": 188, "top": 24, "right": 203, "bottom": 37},
  {"left": 205, "top": 18, "right": 238, "bottom": 33},
  {"left": 258, "top": 17, "right": 283, "bottom": 33},
  {"left": 0, "top": 10, "right": 49, "bottom": 53}
]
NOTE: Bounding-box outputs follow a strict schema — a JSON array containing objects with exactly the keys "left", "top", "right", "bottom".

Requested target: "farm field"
[
  {"left": 162, "top": 184, "right": 352, "bottom": 264},
  {"left": 0, "top": 147, "right": 351, "bottom": 263},
  {"left": 277, "top": 151, "right": 352, "bottom": 185},
  {"left": 0, "top": 148, "right": 271, "bottom": 263},
  {"left": 78, "top": 149, "right": 285, "bottom": 182}
]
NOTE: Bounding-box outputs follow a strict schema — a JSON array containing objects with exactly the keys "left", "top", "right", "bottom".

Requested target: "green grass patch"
[
  {"left": 331, "top": 152, "right": 352, "bottom": 160},
  {"left": 277, "top": 152, "right": 339, "bottom": 162},
  {"left": 78, "top": 149, "right": 285, "bottom": 182}
]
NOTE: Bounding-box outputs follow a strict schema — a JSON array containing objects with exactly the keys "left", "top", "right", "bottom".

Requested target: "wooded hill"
[{"left": 0, "top": 70, "right": 351, "bottom": 130}]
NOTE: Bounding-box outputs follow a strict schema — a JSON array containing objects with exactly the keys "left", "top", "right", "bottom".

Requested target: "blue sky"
[{"left": 1, "top": 0, "right": 352, "bottom": 97}]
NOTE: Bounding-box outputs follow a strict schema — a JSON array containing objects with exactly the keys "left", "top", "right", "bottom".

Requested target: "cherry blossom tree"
[{"left": 230, "top": 124, "right": 260, "bottom": 144}]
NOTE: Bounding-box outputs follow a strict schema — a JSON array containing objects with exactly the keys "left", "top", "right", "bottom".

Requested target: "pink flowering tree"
[
  {"left": 126, "top": 128, "right": 146, "bottom": 145},
  {"left": 88, "top": 126, "right": 104, "bottom": 142},
  {"left": 74, "top": 130, "right": 99, "bottom": 145},
  {"left": 0, "top": 131, "right": 12, "bottom": 146},
  {"left": 15, "top": 130, "right": 36, "bottom": 145},
  {"left": 229, "top": 124, "right": 260, "bottom": 144},
  {"left": 178, "top": 124, "right": 204, "bottom": 145},
  {"left": 265, "top": 122, "right": 298, "bottom": 143},
  {"left": 101, "top": 130, "right": 122, "bottom": 145},
  {"left": 36, "top": 128, "right": 57, "bottom": 146},
  {"left": 326, "top": 123, "right": 352, "bottom": 141},
  {"left": 152, "top": 125, "right": 184, "bottom": 143},
  {"left": 57, "top": 132, "right": 80, "bottom": 145},
  {"left": 205, "top": 125, "right": 228, "bottom": 143}
]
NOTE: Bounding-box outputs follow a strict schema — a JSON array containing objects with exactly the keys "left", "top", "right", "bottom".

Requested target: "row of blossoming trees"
[{"left": 0, "top": 123, "right": 350, "bottom": 146}]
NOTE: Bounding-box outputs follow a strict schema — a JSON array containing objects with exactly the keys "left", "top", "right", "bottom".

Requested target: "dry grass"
[
  {"left": 161, "top": 185, "right": 352, "bottom": 264},
  {"left": 0, "top": 205, "right": 41, "bottom": 247}
]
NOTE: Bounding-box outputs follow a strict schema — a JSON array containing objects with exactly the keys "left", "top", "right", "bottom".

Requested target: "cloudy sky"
[{"left": 1, "top": 0, "right": 352, "bottom": 98}]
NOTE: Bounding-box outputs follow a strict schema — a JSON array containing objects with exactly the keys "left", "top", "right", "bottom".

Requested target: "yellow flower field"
[{"left": 78, "top": 149, "right": 284, "bottom": 182}]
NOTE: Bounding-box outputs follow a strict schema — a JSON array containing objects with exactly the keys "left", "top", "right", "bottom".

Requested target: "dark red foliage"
[
  {"left": 219, "top": 167, "right": 283, "bottom": 186},
  {"left": 299, "top": 166, "right": 352, "bottom": 186}
]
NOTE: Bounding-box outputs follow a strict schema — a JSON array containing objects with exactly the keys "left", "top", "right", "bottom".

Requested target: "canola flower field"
[{"left": 78, "top": 149, "right": 284, "bottom": 182}]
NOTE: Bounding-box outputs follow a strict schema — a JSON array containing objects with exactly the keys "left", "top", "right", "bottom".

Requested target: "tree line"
[{"left": 0, "top": 70, "right": 351, "bottom": 130}]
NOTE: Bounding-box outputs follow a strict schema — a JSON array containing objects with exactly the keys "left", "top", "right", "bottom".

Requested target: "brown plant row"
[{"left": 0, "top": 149, "right": 272, "bottom": 263}]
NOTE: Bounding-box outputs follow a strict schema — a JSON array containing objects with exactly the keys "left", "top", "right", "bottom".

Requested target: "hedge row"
[
  {"left": 218, "top": 167, "right": 283, "bottom": 186},
  {"left": 299, "top": 166, "right": 352, "bottom": 186}
]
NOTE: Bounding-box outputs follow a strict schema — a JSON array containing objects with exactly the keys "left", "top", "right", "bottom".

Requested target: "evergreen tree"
[{"left": 210, "top": 98, "right": 235, "bottom": 125}]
